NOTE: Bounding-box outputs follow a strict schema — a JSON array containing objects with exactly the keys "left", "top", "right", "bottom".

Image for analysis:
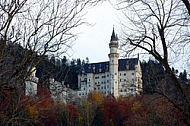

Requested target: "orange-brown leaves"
[
  {"left": 28, "top": 106, "right": 38, "bottom": 122},
  {"left": 88, "top": 91, "right": 104, "bottom": 105},
  {"left": 67, "top": 104, "right": 80, "bottom": 122},
  {"left": 131, "top": 101, "right": 141, "bottom": 112},
  {"left": 37, "top": 87, "right": 53, "bottom": 108}
]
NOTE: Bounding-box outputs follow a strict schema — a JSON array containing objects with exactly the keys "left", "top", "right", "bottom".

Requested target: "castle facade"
[{"left": 77, "top": 28, "right": 142, "bottom": 97}]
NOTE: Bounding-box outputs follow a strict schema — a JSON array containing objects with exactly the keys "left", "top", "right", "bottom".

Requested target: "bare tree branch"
[{"left": 118, "top": 0, "right": 190, "bottom": 123}]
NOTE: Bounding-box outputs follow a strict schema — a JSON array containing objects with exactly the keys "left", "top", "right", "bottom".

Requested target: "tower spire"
[{"left": 110, "top": 27, "right": 118, "bottom": 41}]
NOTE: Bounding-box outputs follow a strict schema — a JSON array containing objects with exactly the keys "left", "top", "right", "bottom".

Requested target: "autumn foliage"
[
  {"left": 90, "top": 94, "right": 186, "bottom": 126},
  {"left": 0, "top": 90, "right": 33, "bottom": 125},
  {"left": 88, "top": 91, "right": 104, "bottom": 105},
  {"left": 27, "top": 87, "right": 57, "bottom": 125},
  {"left": 0, "top": 88, "right": 187, "bottom": 125}
]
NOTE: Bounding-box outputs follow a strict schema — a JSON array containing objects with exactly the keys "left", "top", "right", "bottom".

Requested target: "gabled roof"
[{"left": 79, "top": 58, "right": 139, "bottom": 74}]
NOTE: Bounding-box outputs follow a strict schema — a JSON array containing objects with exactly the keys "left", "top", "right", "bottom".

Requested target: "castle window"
[
  {"left": 124, "top": 79, "right": 126, "bottom": 81},
  {"left": 102, "top": 76, "right": 106, "bottom": 78},
  {"left": 89, "top": 79, "right": 90, "bottom": 81},
  {"left": 120, "top": 73, "right": 121, "bottom": 76},
  {"left": 132, "top": 73, "right": 134, "bottom": 75},
  {"left": 107, "top": 80, "right": 109, "bottom": 83},
  {"left": 94, "top": 88, "right": 96, "bottom": 90},
  {"left": 120, "top": 79, "right": 121, "bottom": 82},
  {"left": 124, "top": 73, "right": 126, "bottom": 76},
  {"left": 130, "top": 84, "right": 135, "bottom": 87},
  {"left": 107, "top": 74, "right": 109, "bottom": 77},
  {"left": 84, "top": 88, "right": 85, "bottom": 90},
  {"left": 95, "top": 77, "right": 99, "bottom": 79},
  {"left": 115, "top": 73, "right": 117, "bottom": 75}
]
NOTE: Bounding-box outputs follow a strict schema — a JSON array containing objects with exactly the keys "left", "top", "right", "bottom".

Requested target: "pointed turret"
[
  {"left": 110, "top": 27, "right": 118, "bottom": 42},
  {"left": 109, "top": 27, "right": 119, "bottom": 52}
]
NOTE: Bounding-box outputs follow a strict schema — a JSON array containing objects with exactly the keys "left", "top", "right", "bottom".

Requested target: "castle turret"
[{"left": 108, "top": 28, "right": 119, "bottom": 97}]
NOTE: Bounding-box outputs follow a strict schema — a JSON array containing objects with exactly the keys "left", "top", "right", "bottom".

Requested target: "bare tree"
[
  {"left": 0, "top": 0, "right": 101, "bottom": 125},
  {"left": 0, "top": 0, "right": 102, "bottom": 89},
  {"left": 181, "top": 0, "right": 190, "bottom": 15},
  {"left": 117, "top": 0, "right": 190, "bottom": 124}
]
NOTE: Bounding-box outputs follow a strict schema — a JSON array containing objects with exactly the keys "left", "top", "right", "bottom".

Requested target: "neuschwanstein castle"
[
  {"left": 25, "top": 28, "right": 143, "bottom": 102},
  {"left": 77, "top": 28, "right": 142, "bottom": 98}
]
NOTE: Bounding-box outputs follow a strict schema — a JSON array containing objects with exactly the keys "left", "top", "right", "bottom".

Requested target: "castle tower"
[{"left": 108, "top": 28, "right": 119, "bottom": 97}]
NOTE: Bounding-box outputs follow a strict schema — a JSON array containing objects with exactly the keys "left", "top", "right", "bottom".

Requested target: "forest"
[{"left": 0, "top": 86, "right": 187, "bottom": 125}]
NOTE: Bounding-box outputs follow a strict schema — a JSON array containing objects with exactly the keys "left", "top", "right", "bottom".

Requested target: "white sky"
[
  {"left": 68, "top": 1, "right": 121, "bottom": 63},
  {"left": 66, "top": 1, "right": 188, "bottom": 73}
]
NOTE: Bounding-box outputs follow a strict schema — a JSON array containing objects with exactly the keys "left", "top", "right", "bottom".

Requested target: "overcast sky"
[
  {"left": 66, "top": 1, "right": 188, "bottom": 73},
  {"left": 68, "top": 1, "right": 121, "bottom": 63}
]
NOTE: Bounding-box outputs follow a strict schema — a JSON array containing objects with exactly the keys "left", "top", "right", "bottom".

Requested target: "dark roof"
[
  {"left": 79, "top": 58, "right": 139, "bottom": 74},
  {"left": 82, "top": 61, "right": 109, "bottom": 74},
  {"left": 118, "top": 58, "right": 138, "bottom": 71}
]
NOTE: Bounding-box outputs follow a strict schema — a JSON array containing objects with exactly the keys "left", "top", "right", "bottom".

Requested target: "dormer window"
[
  {"left": 126, "top": 64, "right": 129, "bottom": 69},
  {"left": 99, "top": 64, "right": 101, "bottom": 72},
  {"left": 106, "top": 65, "right": 109, "bottom": 71},
  {"left": 99, "top": 68, "right": 101, "bottom": 72},
  {"left": 92, "top": 65, "right": 95, "bottom": 73}
]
